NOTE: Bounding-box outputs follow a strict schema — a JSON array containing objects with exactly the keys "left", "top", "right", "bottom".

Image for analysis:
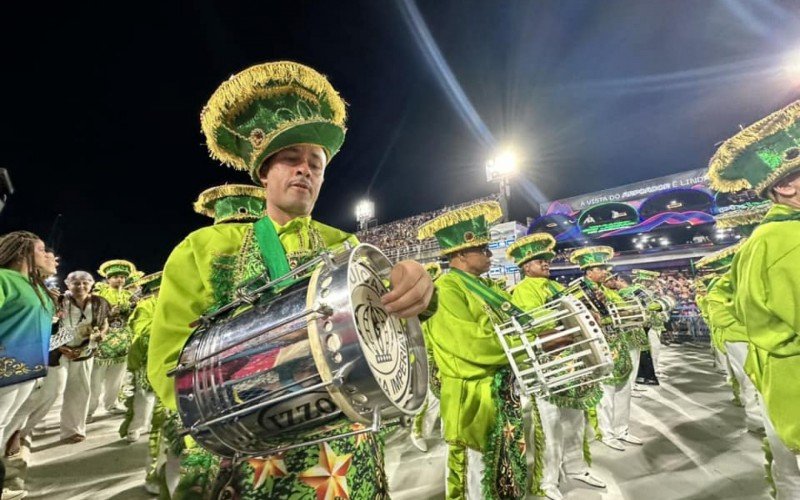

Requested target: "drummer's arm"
[{"left": 149, "top": 238, "right": 213, "bottom": 411}]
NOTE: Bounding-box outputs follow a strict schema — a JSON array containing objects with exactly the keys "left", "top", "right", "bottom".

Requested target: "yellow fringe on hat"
[
  {"left": 193, "top": 184, "right": 266, "bottom": 217},
  {"left": 695, "top": 240, "right": 746, "bottom": 269},
  {"left": 505, "top": 232, "right": 556, "bottom": 261},
  {"left": 708, "top": 100, "right": 800, "bottom": 193},
  {"left": 568, "top": 245, "right": 615, "bottom": 266},
  {"left": 131, "top": 271, "right": 162, "bottom": 289},
  {"left": 98, "top": 259, "right": 137, "bottom": 278},
  {"left": 200, "top": 61, "right": 347, "bottom": 172},
  {"left": 417, "top": 201, "right": 503, "bottom": 240},
  {"left": 714, "top": 203, "right": 771, "bottom": 229},
  {"left": 632, "top": 269, "right": 660, "bottom": 279}
]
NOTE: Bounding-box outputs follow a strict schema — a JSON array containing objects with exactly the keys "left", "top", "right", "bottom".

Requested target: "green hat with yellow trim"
[
  {"left": 714, "top": 201, "right": 771, "bottom": 237},
  {"left": 709, "top": 100, "right": 800, "bottom": 196},
  {"left": 125, "top": 269, "right": 145, "bottom": 287},
  {"left": 423, "top": 262, "right": 443, "bottom": 281},
  {"left": 417, "top": 201, "right": 503, "bottom": 256},
  {"left": 569, "top": 246, "right": 614, "bottom": 270},
  {"left": 194, "top": 184, "right": 267, "bottom": 224},
  {"left": 200, "top": 61, "right": 347, "bottom": 183},
  {"left": 132, "top": 271, "right": 163, "bottom": 295},
  {"left": 631, "top": 269, "right": 660, "bottom": 283},
  {"left": 695, "top": 240, "right": 745, "bottom": 272},
  {"left": 98, "top": 259, "right": 136, "bottom": 279},
  {"left": 506, "top": 233, "right": 556, "bottom": 267}
]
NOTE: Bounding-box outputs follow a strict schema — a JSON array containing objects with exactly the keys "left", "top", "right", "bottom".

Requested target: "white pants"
[
  {"left": 537, "top": 398, "right": 589, "bottom": 490},
  {"left": 61, "top": 356, "right": 94, "bottom": 438},
  {"left": 0, "top": 380, "right": 36, "bottom": 447},
  {"left": 724, "top": 342, "right": 763, "bottom": 430},
  {"left": 713, "top": 347, "right": 729, "bottom": 374},
  {"left": 8, "top": 365, "right": 67, "bottom": 440},
  {"left": 762, "top": 405, "right": 800, "bottom": 500},
  {"left": 128, "top": 389, "right": 156, "bottom": 435},
  {"left": 88, "top": 361, "right": 127, "bottom": 416},
  {"left": 414, "top": 391, "right": 441, "bottom": 439},
  {"left": 628, "top": 347, "right": 641, "bottom": 386},
  {"left": 647, "top": 328, "right": 661, "bottom": 372},
  {"left": 597, "top": 377, "right": 632, "bottom": 440},
  {"left": 445, "top": 444, "right": 484, "bottom": 500}
]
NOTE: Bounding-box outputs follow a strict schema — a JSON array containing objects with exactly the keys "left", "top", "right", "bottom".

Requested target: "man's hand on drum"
[{"left": 381, "top": 260, "right": 434, "bottom": 318}]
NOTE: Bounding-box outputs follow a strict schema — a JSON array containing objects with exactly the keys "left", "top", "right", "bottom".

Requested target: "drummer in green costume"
[
  {"left": 148, "top": 61, "right": 435, "bottom": 499},
  {"left": 417, "top": 201, "right": 527, "bottom": 500},
  {"left": 508, "top": 233, "right": 606, "bottom": 500},
  {"left": 569, "top": 246, "right": 642, "bottom": 452},
  {"left": 90, "top": 259, "right": 137, "bottom": 418},
  {"left": 708, "top": 99, "right": 800, "bottom": 495}
]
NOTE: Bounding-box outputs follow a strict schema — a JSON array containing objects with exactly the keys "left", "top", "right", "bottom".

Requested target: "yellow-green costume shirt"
[
  {"left": 705, "top": 273, "right": 748, "bottom": 345},
  {"left": 730, "top": 204, "right": 800, "bottom": 452},
  {"left": 148, "top": 217, "right": 357, "bottom": 411},
  {"left": 128, "top": 294, "right": 157, "bottom": 391},
  {"left": 510, "top": 276, "right": 564, "bottom": 312}
]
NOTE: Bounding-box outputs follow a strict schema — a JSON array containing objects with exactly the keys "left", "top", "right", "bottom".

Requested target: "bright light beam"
[{"left": 397, "top": 0, "right": 496, "bottom": 148}]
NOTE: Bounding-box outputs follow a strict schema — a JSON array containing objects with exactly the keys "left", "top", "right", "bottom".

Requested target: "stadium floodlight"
[
  {"left": 485, "top": 148, "right": 519, "bottom": 183},
  {"left": 355, "top": 199, "right": 375, "bottom": 231}
]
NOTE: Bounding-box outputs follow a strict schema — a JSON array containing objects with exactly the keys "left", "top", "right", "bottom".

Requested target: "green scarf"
[
  {"left": 253, "top": 216, "right": 292, "bottom": 281},
  {"left": 451, "top": 269, "right": 527, "bottom": 321}
]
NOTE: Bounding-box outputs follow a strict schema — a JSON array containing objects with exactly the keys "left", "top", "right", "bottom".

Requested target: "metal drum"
[
  {"left": 170, "top": 244, "right": 428, "bottom": 457},
  {"left": 608, "top": 296, "right": 647, "bottom": 331},
  {"left": 492, "top": 295, "right": 613, "bottom": 398}
]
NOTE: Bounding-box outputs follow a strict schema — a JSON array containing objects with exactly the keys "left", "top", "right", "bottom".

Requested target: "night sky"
[{"left": 1, "top": 0, "right": 799, "bottom": 276}]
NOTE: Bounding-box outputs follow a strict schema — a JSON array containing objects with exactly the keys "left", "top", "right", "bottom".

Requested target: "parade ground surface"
[{"left": 15, "top": 344, "right": 769, "bottom": 500}]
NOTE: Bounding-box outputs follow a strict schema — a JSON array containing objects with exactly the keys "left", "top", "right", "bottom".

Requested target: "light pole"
[
  {"left": 355, "top": 199, "right": 376, "bottom": 231},
  {"left": 485, "top": 148, "right": 519, "bottom": 221}
]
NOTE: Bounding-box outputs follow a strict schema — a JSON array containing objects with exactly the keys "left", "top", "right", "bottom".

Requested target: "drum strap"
[
  {"left": 253, "top": 217, "right": 292, "bottom": 281},
  {"left": 450, "top": 269, "right": 527, "bottom": 320}
]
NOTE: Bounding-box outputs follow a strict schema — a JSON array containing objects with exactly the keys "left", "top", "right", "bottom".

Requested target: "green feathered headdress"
[
  {"left": 417, "top": 201, "right": 503, "bottom": 255},
  {"left": 505, "top": 232, "right": 556, "bottom": 267},
  {"left": 200, "top": 61, "right": 347, "bottom": 183},
  {"left": 98, "top": 259, "right": 136, "bottom": 278},
  {"left": 569, "top": 246, "right": 615, "bottom": 270},
  {"left": 194, "top": 184, "right": 267, "bottom": 224},
  {"left": 708, "top": 100, "right": 800, "bottom": 196}
]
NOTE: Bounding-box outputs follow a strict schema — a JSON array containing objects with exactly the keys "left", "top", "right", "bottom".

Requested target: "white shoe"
[
  {"left": 633, "top": 385, "right": 647, "bottom": 392},
  {"left": 410, "top": 434, "right": 428, "bottom": 452},
  {"left": 541, "top": 485, "right": 564, "bottom": 499},
  {"left": 1, "top": 488, "right": 28, "bottom": 500},
  {"left": 600, "top": 438, "right": 625, "bottom": 451},
  {"left": 568, "top": 471, "right": 607, "bottom": 488},
  {"left": 125, "top": 430, "right": 141, "bottom": 443},
  {"left": 631, "top": 392, "right": 643, "bottom": 398},
  {"left": 619, "top": 432, "right": 643, "bottom": 445}
]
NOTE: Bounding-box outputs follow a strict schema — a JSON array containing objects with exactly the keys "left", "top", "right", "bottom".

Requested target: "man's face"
[
  {"left": 585, "top": 266, "right": 608, "bottom": 284},
  {"left": 107, "top": 275, "right": 126, "bottom": 288},
  {"left": 257, "top": 145, "right": 327, "bottom": 218},
  {"left": 459, "top": 245, "right": 493, "bottom": 275},
  {"left": 524, "top": 259, "right": 550, "bottom": 278},
  {"left": 772, "top": 170, "right": 800, "bottom": 206},
  {"left": 68, "top": 279, "right": 93, "bottom": 299}
]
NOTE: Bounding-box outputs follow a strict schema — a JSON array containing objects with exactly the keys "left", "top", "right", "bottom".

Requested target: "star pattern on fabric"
[
  {"left": 502, "top": 421, "right": 516, "bottom": 442},
  {"left": 248, "top": 454, "right": 287, "bottom": 489},
  {"left": 299, "top": 442, "right": 353, "bottom": 500},
  {"left": 516, "top": 437, "right": 527, "bottom": 455}
]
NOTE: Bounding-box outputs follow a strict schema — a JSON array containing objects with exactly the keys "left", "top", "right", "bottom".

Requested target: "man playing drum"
[
  {"left": 417, "top": 201, "right": 528, "bottom": 500},
  {"left": 508, "top": 233, "right": 606, "bottom": 500},
  {"left": 709, "top": 99, "right": 800, "bottom": 497},
  {"left": 148, "top": 61, "right": 435, "bottom": 499},
  {"left": 568, "top": 246, "right": 643, "bottom": 451}
]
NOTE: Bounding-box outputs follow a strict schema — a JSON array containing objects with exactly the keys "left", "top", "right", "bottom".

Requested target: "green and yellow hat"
[
  {"left": 569, "top": 246, "right": 615, "bottom": 270},
  {"left": 194, "top": 184, "right": 267, "bottom": 224},
  {"left": 98, "top": 259, "right": 136, "bottom": 279},
  {"left": 631, "top": 269, "right": 660, "bottom": 283},
  {"left": 695, "top": 240, "right": 745, "bottom": 272},
  {"left": 714, "top": 201, "right": 771, "bottom": 237},
  {"left": 709, "top": 100, "right": 800, "bottom": 196},
  {"left": 125, "top": 269, "right": 145, "bottom": 287},
  {"left": 506, "top": 233, "right": 556, "bottom": 267},
  {"left": 423, "top": 262, "right": 443, "bottom": 281},
  {"left": 201, "top": 61, "right": 347, "bottom": 183},
  {"left": 417, "top": 201, "right": 503, "bottom": 255},
  {"left": 132, "top": 271, "right": 163, "bottom": 295}
]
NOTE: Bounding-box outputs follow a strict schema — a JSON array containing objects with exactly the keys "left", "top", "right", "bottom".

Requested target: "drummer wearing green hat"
[
  {"left": 628, "top": 269, "right": 667, "bottom": 380},
  {"left": 418, "top": 201, "right": 528, "bottom": 499},
  {"left": 709, "top": 99, "right": 800, "bottom": 493},
  {"left": 569, "top": 246, "right": 643, "bottom": 451},
  {"left": 193, "top": 184, "right": 266, "bottom": 224},
  {"left": 148, "top": 61, "right": 434, "bottom": 499},
  {"left": 508, "top": 234, "right": 606, "bottom": 499},
  {"left": 90, "top": 259, "right": 138, "bottom": 418}
]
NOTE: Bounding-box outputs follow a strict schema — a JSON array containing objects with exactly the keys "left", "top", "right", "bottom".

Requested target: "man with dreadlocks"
[{"left": 0, "top": 231, "right": 57, "bottom": 500}]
